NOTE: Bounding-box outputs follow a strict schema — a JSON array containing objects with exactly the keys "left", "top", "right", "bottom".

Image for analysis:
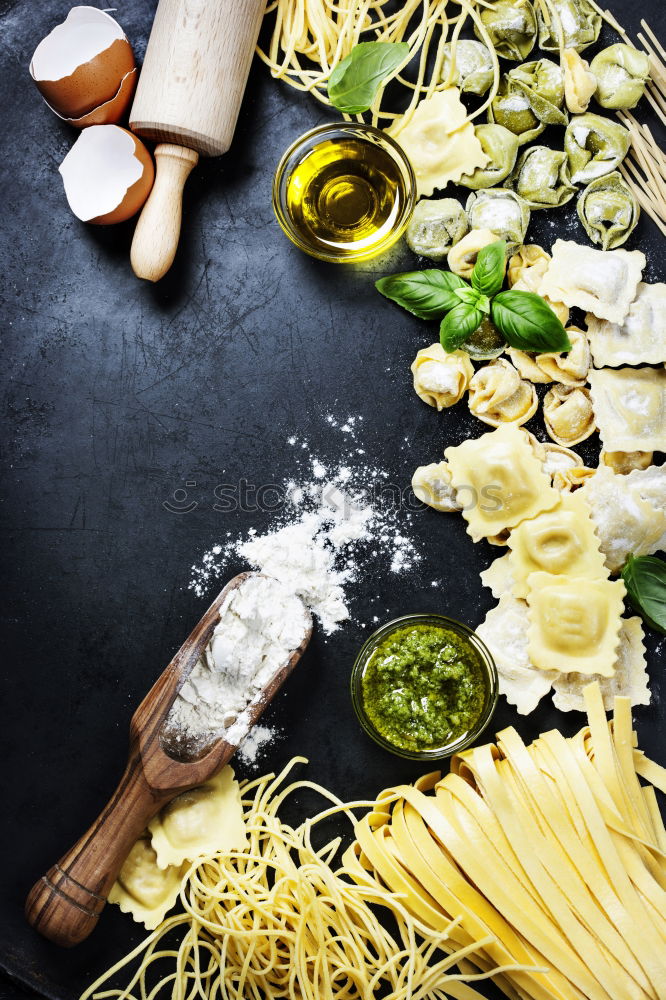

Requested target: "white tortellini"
[
  {"left": 564, "top": 113, "right": 630, "bottom": 184},
  {"left": 577, "top": 171, "right": 639, "bottom": 250},
  {"left": 510, "top": 145, "right": 577, "bottom": 209},
  {"left": 543, "top": 383, "right": 596, "bottom": 446},
  {"left": 601, "top": 450, "right": 654, "bottom": 475},
  {"left": 561, "top": 48, "right": 596, "bottom": 113},
  {"left": 552, "top": 465, "right": 595, "bottom": 491},
  {"left": 441, "top": 39, "right": 494, "bottom": 95},
  {"left": 537, "top": 0, "right": 601, "bottom": 52},
  {"left": 535, "top": 326, "right": 591, "bottom": 385},
  {"left": 459, "top": 124, "right": 520, "bottom": 190},
  {"left": 507, "top": 244, "right": 570, "bottom": 325},
  {"left": 465, "top": 188, "right": 530, "bottom": 246},
  {"left": 406, "top": 198, "right": 469, "bottom": 260},
  {"left": 468, "top": 358, "right": 538, "bottom": 427},
  {"left": 476, "top": 0, "right": 537, "bottom": 62},
  {"left": 507, "top": 58, "right": 567, "bottom": 126},
  {"left": 447, "top": 228, "right": 501, "bottom": 278},
  {"left": 508, "top": 348, "right": 552, "bottom": 383},
  {"left": 412, "top": 461, "right": 461, "bottom": 512},
  {"left": 488, "top": 77, "right": 545, "bottom": 145},
  {"left": 411, "top": 343, "right": 473, "bottom": 410},
  {"left": 590, "top": 43, "right": 650, "bottom": 110}
]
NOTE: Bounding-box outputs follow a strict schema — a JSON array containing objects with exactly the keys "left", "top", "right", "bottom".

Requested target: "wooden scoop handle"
[
  {"left": 24, "top": 749, "right": 169, "bottom": 948},
  {"left": 130, "top": 144, "right": 199, "bottom": 282}
]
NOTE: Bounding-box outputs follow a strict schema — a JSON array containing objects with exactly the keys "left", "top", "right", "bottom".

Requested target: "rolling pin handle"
[
  {"left": 130, "top": 143, "right": 199, "bottom": 282},
  {"left": 25, "top": 753, "right": 164, "bottom": 947}
]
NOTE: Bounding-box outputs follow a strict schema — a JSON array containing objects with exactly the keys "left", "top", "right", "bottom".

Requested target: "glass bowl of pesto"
[
  {"left": 273, "top": 123, "right": 416, "bottom": 263},
  {"left": 351, "top": 615, "right": 498, "bottom": 760}
]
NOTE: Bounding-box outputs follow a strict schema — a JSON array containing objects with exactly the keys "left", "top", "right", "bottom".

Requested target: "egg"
[
  {"left": 59, "top": 125, "right": 154, "bottom": 224},
  {"left": 30, "top": 7, "right": 136, "bottom": 127}
]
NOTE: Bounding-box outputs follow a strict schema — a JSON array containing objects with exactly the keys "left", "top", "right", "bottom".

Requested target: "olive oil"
[{"left": 278, "top": 129, "right": 414, "bottom": 261}]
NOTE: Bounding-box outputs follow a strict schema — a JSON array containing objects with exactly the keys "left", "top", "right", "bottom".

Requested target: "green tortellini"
[
  {"left": 405, "top": 198, "right": 469, "bottom": 261},
  {"left": 440, "top": 40, "right": 494, "bottom": 95},
  {"left": 564, "top": 113, "right": 631, "bottom": 184},
  {"left": 577, "top": 171, "right": 640, "bottom": 249},
  {"left": 465, "top": 188, "right": 531, "bottom": 247},
  {"left": 536, "top": 0, "right": 601, "bottom": 53},
  {"left": 488, "top": 77, "right": 545, "bottom": 145},
  {"left": 510, "top": 146, "right": 577, "bottom": 209},
  {"left": 459, "top": 124, "right": 520, "bottom": 190},
  {"left": 589, "top": 44, "right": 650, "bottom": 110},
  {"left": 507, "top": 58, "right": 567, "bottom": 126},
  {"left": 475, "top": 0, "right": 537, "bottom": 62}
]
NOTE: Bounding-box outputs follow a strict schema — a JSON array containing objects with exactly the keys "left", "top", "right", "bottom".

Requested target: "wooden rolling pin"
[
  {"left": 25, "top": 573, "right": 312, "bottom": 947},
  {"left": 129, "top": 0, "right": 266, "bottom": 282}
]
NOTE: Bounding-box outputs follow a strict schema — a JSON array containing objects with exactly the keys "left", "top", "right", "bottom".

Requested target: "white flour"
[
  {"left": 237, "top": 725, "right": 276, "bottom": 766},
  {"left": 167, "top": 575, "right": 309, "bottom": 741}
]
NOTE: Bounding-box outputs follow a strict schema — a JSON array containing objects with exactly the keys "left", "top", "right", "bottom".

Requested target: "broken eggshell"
[
  {"left": 59, "top": 125, "right": 154, "bottom": 224},
  {"left": 30, "top": 7, "right": 136, "bottom": 127}
]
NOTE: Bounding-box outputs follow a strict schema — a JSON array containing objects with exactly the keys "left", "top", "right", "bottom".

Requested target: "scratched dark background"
[{"left": 1, "top": 1, "right": 665, "bottom": 998}]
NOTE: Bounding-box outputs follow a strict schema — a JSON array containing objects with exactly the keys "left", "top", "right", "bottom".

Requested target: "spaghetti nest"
[{"left": 81, "top": 761, "right": 523, "bottom": 1000}]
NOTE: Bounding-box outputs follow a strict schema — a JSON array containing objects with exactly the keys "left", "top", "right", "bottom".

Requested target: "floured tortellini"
[
  {"left": 507, "top": 244, "right": 569, "bottom": 325},
  {"left": 108, "top": 836, "right": 187, "bottom": 929},
  {"left": 537, "top": 0, "right": 600, "bottom": 52},
  {"left": 507, "top": 58, "right": 567, "bottom": 126},
  {"left": 459, "top": 124, "right": 520, "bottom": 190},
  {"left": 590, "top": 44, "right": 650, "bottom": 110},
  {"left": 488, "top": 77, "right": 545, "bottom": 145},
  {"left": 601, "top": 450, "right": 653, "bottom": 475},
  {"left": 543, "top": 383, "right": 596, "bottom": 446},
  {"left": 465, "top": 188, "right": 530, "bottom": 247},
  {"left": 441, "top": 40, "right": 494, "bottom": 95},
  {"left": 561, "top": 48, "right": 596, "bottom": 113},
  {"left": 508, "top": 348, "right": 552, "bottom": 383},
  {"left": 552, "top": 465, "right": 595, "bottom": 491},
  {"left": 406, "top": 198, "right": 468, "bottom": 260},
  {"left": 468, "top": 358, "right": 538, "bottom": 427},
  {"left": 476, "top": 0, "right": 537, "bottom": 61},
  {"left": 411, "top": 343, "right": 473, "bottom": 410},
  {"left": 535, "top": 326, "right": 590, "bottom": 385},
  {"left": 510, "top": 146, "right": 576, "bottom": 209},
  {"left": 577, "top": 172, "right": 639, "bottom": 250},
  {"left": 564, "top": 113, "right": 630, "bottom": 184},
  {"left": 412, "top": 461, "right": 461, "bottom": 512},
  {"left": 448, "top": 228, "right": 501, "bottom": 278}
]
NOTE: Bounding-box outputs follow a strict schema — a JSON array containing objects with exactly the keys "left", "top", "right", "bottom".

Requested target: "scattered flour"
[{"left": 237, "top": 725, "right": 276, "bottom": 766}]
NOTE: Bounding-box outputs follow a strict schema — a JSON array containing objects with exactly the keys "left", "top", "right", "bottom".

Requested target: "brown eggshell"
[
  {"left": 91, "top": 131, "right": 154, "bottom": 225},
  {"left": 36, "top": 36, "right": 135, "bottom": 120},
  {"left": 67, "top": 67, "right": 137, "bottom": 127}
]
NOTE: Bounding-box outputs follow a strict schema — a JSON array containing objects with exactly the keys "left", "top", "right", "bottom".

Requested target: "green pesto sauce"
[{"left": 361, "top": 624, "right": 487, "bottom": 752}]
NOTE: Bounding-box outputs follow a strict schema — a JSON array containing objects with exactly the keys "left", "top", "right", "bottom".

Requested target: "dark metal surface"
[{"left": 1, "top": 1, "right": 664, "bottom": 998}]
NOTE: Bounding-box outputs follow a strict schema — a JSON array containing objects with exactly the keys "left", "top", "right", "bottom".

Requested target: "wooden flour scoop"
[
  {"left": 25, "top": 572, "right": 313, "bottom": 947},
  {"left": 129, "top": 0, "right": 267, "bottom": 282}
]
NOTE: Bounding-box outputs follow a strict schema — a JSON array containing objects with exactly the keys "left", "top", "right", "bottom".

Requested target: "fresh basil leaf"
[
  {"left": 454, "top": 286, "right": 482, "bottom": 308},
  {"left": 621, "top": 554, "right": 666, "bottom": 635},
  {"left": 471, "top": 239, "right": 506, "bottom": 297},
  {"left": 328, "top": 42, "right": 409, "bottom": 114},
  {"left": 491, "top": 290, "right": 572, "bottom": 353},
  {"left": 376, "top": 269, "right": 468, "bottom": 320},
  {"left": 440, "top": 304, "right": 484, "bottom": 353}
]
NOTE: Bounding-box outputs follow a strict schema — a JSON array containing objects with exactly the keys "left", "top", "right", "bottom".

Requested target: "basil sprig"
[
  {"left": 328, "top": 42, "right": 409, "bottom": 114},
  {"left": 375, "top": 239, "right": 572, "bottom": 355},
  {"left": 621, "top": 554, "right": 666, "bottom": 634}
]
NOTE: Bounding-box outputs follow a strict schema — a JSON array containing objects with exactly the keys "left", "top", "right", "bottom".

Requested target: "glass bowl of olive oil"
[
  {"left": 273, "top": 123, "right": 416, "bottom": 263},
  {"left": 351, "top": 614, "right": 498, "bottom": 760}
]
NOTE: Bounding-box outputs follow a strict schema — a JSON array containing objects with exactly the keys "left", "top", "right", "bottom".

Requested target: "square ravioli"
[
  {"left": 526, "top": 571, "right": 626, "bottom": 676},
  {"left": 588, "top": 367, "right": 666, "bottom": 452},
  {"left": 586, "top": 282, "right": 666, "bottom": 367},
  {"left": 444, "top": 423, "right": 559, "bottom": 542},
  {"left": 539, "top": 240, "right": 644, "bottom": 323}
]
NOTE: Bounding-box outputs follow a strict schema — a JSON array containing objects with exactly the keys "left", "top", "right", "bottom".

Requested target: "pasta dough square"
[
  {"left": 588, "top": 367, "right": 666, "bottom": 452},
  {"left": 393, "top": 88, "right": 489, "bottom": 197},
  {"left": 539, "top": 239, "right": 645, "bottom": 323},
  {"left": 108, "top": 836, "right": 187, "bottom": 929},
  {"left": 508, "top": 492, "right": 608, "bottom": 598},
  {"left": 479, "top": 552, "right": 515, "bottom": 598},
  {"left": 585, "top": 282, "right": 666, "bottom": 367},
  {"left": 444, "top": 424, "right": 559, "bottom": 542},
  {"left": 526, "top": 571, "right": 625, "bottom": 676},
  {"left": 552, "top": 617, "right": 649, "bottom": 712}
]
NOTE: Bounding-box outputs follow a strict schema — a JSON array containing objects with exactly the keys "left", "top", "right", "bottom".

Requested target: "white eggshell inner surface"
[
  {"left": 30, "top": 6, "right": 124, "bottom": 81},
  {"left": 59, "top": 126, "right": 144, "bottom": 221}
]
